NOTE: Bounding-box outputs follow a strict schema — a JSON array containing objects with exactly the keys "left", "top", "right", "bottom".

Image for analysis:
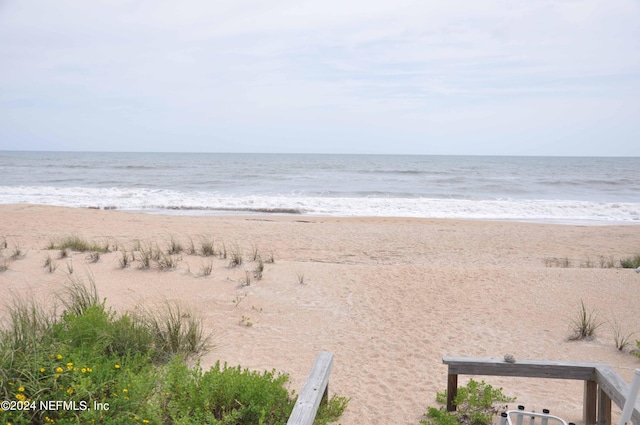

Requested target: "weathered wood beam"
[
  {"left": 287, "top": 351, "right": 334, "bottom": 425},
  {"left": 594, "top": 365, "right": 640, "bottom": 425},
  {"left": 443, "top": 357, "right": 599, "bottom": 380}
]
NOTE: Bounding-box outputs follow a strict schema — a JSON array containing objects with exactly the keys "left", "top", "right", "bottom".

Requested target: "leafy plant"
[
  {"left": 633, "top": 340, "right": 640, "bottom": 359},
  {"left": 421, "top": 379, "right": 515, "bottom": 425}
]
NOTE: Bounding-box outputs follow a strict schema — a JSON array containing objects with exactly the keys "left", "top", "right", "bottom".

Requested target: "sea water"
[{"left": 0, "top": 151, "right": 638, "bottom": 224}]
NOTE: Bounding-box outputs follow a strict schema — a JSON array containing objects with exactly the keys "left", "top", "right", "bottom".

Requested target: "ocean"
[{"left": 1, "top": 151, "right": 638, "bottom": 224}]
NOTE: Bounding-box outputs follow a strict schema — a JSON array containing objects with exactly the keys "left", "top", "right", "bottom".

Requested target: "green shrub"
[
  {"left": 620, "top": 254, "right": 640, "bottom": 269},
  {"left": 421, "top": 379, "right": 515, "bottom": 425},
  {"left": 0, "top": 279, "right": 346, "bottom": 425}
]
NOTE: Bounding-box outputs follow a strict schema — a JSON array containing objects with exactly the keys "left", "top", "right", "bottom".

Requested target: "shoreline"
[
  {"left": 5, "top": 202, "right": 640, "bottom": 226},
  {"left": 1, "top": 204, "right": 639, "bottom": 424}
]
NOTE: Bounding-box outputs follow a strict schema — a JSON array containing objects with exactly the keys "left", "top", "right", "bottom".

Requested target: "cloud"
[{"left": 0, "top": 0, "right": 638, "bottom": 154}]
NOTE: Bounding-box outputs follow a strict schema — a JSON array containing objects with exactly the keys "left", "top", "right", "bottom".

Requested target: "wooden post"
[
  {"left": 584, "top": 380, "right": 598, "bottom": 425},
  {"left": 447, "top": 373, "right": 458, "bottom": 411},
  {"left": 598, "top": 386, "right": 612, "bottom": 425}
]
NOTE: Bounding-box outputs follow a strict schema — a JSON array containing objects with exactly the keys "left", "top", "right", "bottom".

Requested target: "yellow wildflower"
[
  {"left": 81, "top": 367, "right": 87, "bottom": 373},
  {"left": 114, "top": 364, "right": 120, "bottom": 369},
  {"left": 56, "top": 367, "right": 63, "bottom": 373},
  {"left": 66, "top": 388, "right": 73, "bottom": 395},
  {"left": 122, "top": 388, "right": 128, "bottom": 393},
  {"left": 66, "top": 362, "right": 73, "bottom": 371},
  {"left": 40, "top": 368, "right": 46, "bottom": 373},
  {"left": 15, "top": 393, "right": 25, "bottom": 401},
  {"left": 18, "top": 386, "right": 24, "bottom": 392},
  {"left": 56, "top": 354, "right": 62, "bottom": 360}
]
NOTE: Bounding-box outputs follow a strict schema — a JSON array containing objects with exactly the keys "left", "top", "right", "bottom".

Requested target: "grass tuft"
[
  {"left": 49, "top": 235, "right": 109, "bottom": 253},
  {"left": 200, "top": 261, "right": 213, "bottom": 277},
  {"left": 157, "top": 252, "right": 181, "bottom": 270},
  {"left": 137, "top": 245, "right": 153, "bottom": 269},
  {"left": 239, "top": 270, "right": 252, "bottom": 287},
  {"left": 10, "top": 245, "right": 24, "bottom": 259},
  {"left": 200, "top": 236, "right": 215, "bottom": 257},
  {"left": 228, "top": 244, "right": 243, "bottom": 268},
  {"left": 118, "top": 249, "right": 132, "bottom": 268},
  {"left": 568, "top": 300, "right": 602, "bottom": 341},
  {"left": 142, "top": 301, "right": 212, "bottom": 361},
  {"left": 253, "top": 258, "right": 264, "bottom": 280},
  {"left": 167, "top": 235, "right": 183, "bottom": 255},
  {"left": 59, "top": 275, "right": 101, "bottom": 316},
  {"left": 610, "top": 318, "right": 635, "bottom": 351},
  {"left": 44, "top": 254, "right": 57, "bottom": 273},
  {"left": 86, "top": 250, "right": 101, "bottom": 263}
]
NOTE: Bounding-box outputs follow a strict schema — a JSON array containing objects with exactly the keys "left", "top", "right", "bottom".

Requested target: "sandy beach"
[{"left": 1, "top": 204, "right": 639, "bottom": 424}]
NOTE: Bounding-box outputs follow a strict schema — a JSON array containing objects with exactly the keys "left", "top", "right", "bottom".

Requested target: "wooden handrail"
[
  {"left": 287, "top": 351, "right": 334, "bottom": 425},
  {"left": 442, "top": 356, "right": 640, "bottom": 425}
]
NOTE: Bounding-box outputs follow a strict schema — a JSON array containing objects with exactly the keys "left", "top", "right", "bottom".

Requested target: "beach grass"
[
  {"left": 156, "top": 252, "right": 181, "bottom": 270},
  {"left": 86, "top": 250, "right": 101, "bottom": 263},
  {"left": 118, "top": 249, "right": 132, "bottom": 268},
  {"left": 228, "top": 244, "right": 243, "bottom": 268},
  {"left": 199, "top": 236, "right": 215, "bottom": 257},
  {"left": 167, "top": 235, "right": 183, "bottom": 255},
  {"left": 239, "top": 270, "right": 252, "bottom": 287},
  {"left": 254, "top": 258, "right": 264, "bottom": 280},
  {"left": 568, "top": 300, "right": 602, "bottom": 341},
  {"left": 43, "top": 254, "right": 57, "bottom": 273},
  {"left": 200, "top": 260, "right": 213, "bottom": 276},
  {"left": 49, "top": 235, "right": 110, "bottom": 253},
  {"left": 610, "top": 318, "right": 635, "bottom": 351}
]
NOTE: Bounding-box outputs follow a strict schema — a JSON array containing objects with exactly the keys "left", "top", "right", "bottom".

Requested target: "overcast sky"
[{"left": 1, "top": 0, "right": 639, "bottom": 155}]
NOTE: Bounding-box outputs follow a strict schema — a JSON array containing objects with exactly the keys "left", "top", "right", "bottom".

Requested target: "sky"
[{"left": 1, "top": 0, "right": 639, "bottom": 156}]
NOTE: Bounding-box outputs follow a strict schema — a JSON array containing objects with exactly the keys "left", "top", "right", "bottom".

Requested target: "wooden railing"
[
  {"left": 287, "top": 351, "right": 334, "bottom": 425},
  {"left": 443, "top": 356, "right": 640, "bottom": 425}
]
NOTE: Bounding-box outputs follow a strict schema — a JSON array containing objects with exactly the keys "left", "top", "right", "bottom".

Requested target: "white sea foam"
[{"left": 1, "top": 186, "right": 638, "bottom": 224}]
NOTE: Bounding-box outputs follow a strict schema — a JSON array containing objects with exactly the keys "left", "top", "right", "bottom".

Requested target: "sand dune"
[{"left": 1, "top": 205, "right": 639, "bottom": 424}]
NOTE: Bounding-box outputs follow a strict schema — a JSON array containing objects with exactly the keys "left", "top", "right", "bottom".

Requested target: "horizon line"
[{"left": 1, "top": 149, "right": 639, "bottom": 159}]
